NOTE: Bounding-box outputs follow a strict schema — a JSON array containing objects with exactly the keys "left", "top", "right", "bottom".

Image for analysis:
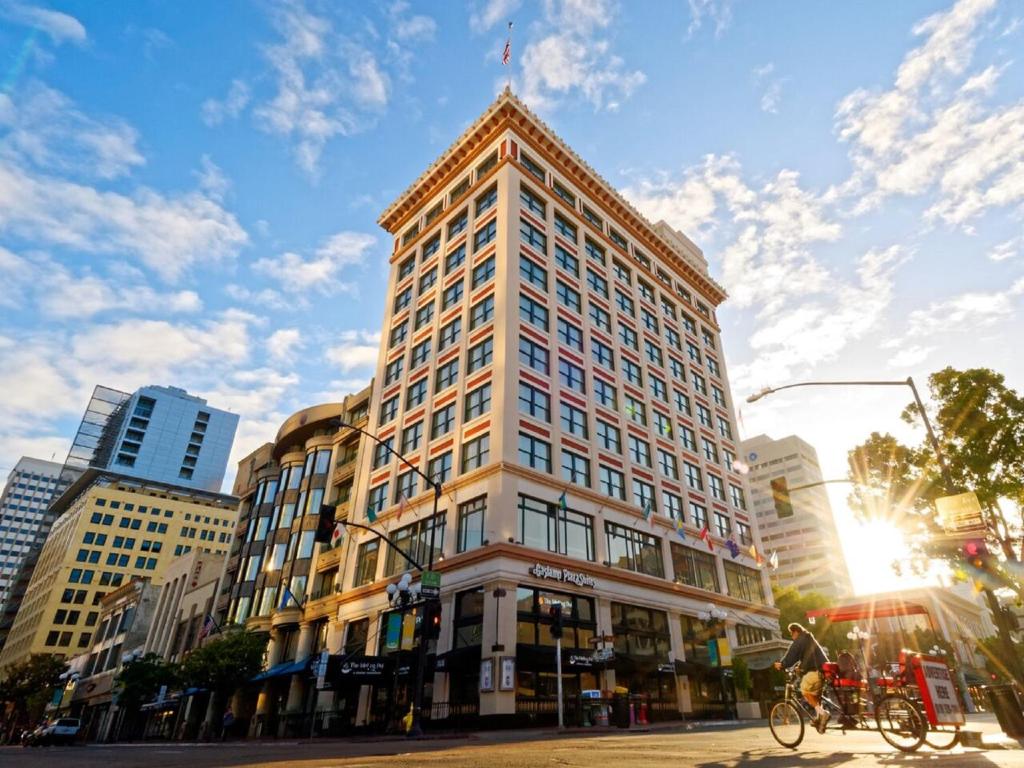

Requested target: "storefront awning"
[{"left": 251, "top": 656, "right": 311, "bottom": 682}]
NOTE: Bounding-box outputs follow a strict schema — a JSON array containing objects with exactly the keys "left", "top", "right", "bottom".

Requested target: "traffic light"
[
  {"left": 770, "top": 477, "right": 793, "bottom": 519},
  {"left": 314, "top": 504, "right": 337, "bottom": 543},
  {"left": 962, "top": 538, "right": 991, "bottom": 570},
  {"left": 428, "top": 602, "right": 442, "bottom": 640},
  {"left": 549, "top": 604, "right": 564, "bottom": 639}
]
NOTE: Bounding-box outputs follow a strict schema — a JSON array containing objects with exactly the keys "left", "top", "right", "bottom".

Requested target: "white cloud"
[
  {"left": 752, "top": 63, "right": 784, "bottom": 114},
  {"left": 194, "top": 154, "right": 230, "bottom": 201},
  {"left": 686, "top": 0, "right": 734, "bottom": 39},
  {"left": 833, "top": 0, "right": 1024, "bottom": 227},
  {"left": 325, "top": 329, "right": 381, "bottom": 372},
  {"left": 200, "top": 79, "right": 251, "bottom": 126},
  {"left": 0, "top": 2, "right": 86, "bottom": 45},
  {"left": 989, "top": 236, "right": 1021, "bottom": 262},
  {"left": 470, "top": 0, "right": 521, "bottom": 33},
  {"left": 0, "top": 82, "right": 144, "bottom": 180},
  {"left": 253, "top": 1, "right": 391, "bottom": 176},
  {"left": 388, "top": 1, "right": 436, "bottom": 41},
  {"left": 513, "top": 0, "right": 645, "bottom": 113},
  {"left": 252, "top": 230, "right": 376, "bottom": 295},
  {"left": 266, "top": 328, "right": 303, "bottom": 362}
]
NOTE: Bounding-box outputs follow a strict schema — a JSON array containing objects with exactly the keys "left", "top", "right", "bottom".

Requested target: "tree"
[
  {"left": 114, "top": 653, "right": 179, "bottom": 739},
  {"left": 180, "top": 629, "right": 267, "bottom": 735},
  {"left": 731, "top": 657, "right": 752, "bottom": 700},
  {"left": 0, "top": 654, "right": 67, "bottom": 738},
  {"left": 772, "top": 586, "right": 848, "bottom": 658},
  {"left": 846, "top": 367, "right": 1024, "bottom": 683}
]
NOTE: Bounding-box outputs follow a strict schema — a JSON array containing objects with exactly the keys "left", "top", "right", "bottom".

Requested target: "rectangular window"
[
  {"left": 468, "top": 337, "right": 494, "bottom": 372},
  {"left": 582, "top": 206, "right": 602, "bottom": 229},
  {"left": 599, "top": 465, "right": 625, "bottom": 499},
  {"left": 379, "top": 396, "right": 398, "bottom": 424},
  {"left": 465, "top": 384, "right": 492, "bottom": 420},
  {"left": 446, "top": 243, "right": 466, "bottom": 273},
  {"left": 354, "top": 540, "right": 379, "bottom": 586},
  {"left": 520, "top": 185, "right": 546, "bottom": 217},
  {"left": 685, "top": 462, "right": 703, "bottom": 491},
  {"left": 625, "top": 395, "right": 646, "bottom": 426},
  {"left": 415, "top": 302, "right": 434, "bottom": 330},
  {"left": 438, "top": 318, "right": 461, "bottom": 351},
  {"left": 476, "top": 185, "right": 497, "bottom": 215},
  {"left": 399, "top": 256, "right": 416, "bottom": 280},
  {"left": 384, "top": 358, "right": 404, "bottom": 386},
  {"left": 554, "top": 244, "right": 579, "bottom": 276},
  {"left": 462, "top": 434, "right": 490, "bottom": 472},
  {"left": 615, "top": 290, "right": 634, "bottom": 316},
  {"left": 619, "top": 323, "right": 638, "bottom": 350},
  {"left": 367, "top": 483, "right": 388, "bottom": 520},
  {"left": 596, "top": 420, "right": 621, "bottom": 452},
  {"left": 517, "top": 494, "right": 594, "bottom": 561},
  {"left": 560, "top": 402, "right": 588, "bottom": 439},
  {"left": 472, "top": 255, "right": 495, "bottom": 288},
  {"left": 520, "top": 255, "right": 548, "bottom": 290},
  {"left": 586, "top": 268, "right": 608, "bottom": 297},
  {"left": 519, "top": 383, "right": 551, "bottom": 422},
  {"left": 690, "top": 502, "right": 708, "bottom": 529},
  {"left": 664, "top": 491, "right": 683, "bottom": 522},
  {"left": 718, "top": 417, "right": 733, "bottom": 440},
  {"left": 457, "top": 497, "right": 486, "bottom": 553},
  {"left": 725, "top": 561, "right": 766, "bottom": 604},
  {"left": 373, "top": 437, "right": 394, "bottom": 470},
  {"left": 519, "top": 337, "right": 549, "bottom": 374},
  {"left": 393, "top": 287, "right": 412, "bottom": 313},
  {"left": 470, "top": 295, "right": 495, "bottom": 329},
  {"left": 474, "top": 219, "right": 497, "bottom": 251},
  {"left": 651, "top": 376, "right": 667, "bottom": 402},
  {"left": 730, "top": 484, "right": 747, "bottom": 510},
  {"left": 584, "top": 238, "right": 605, "bottom": 265},
  {"left": 593, "top": 378, "right": 617, "bottom": 409},
  {"left": 644, "top": 339, "right": 663, "bottom": 366},
  {"left": 714, "top": 511, "right": 731, "bottom": 538},
  {"left": 418, "top": 266, "right": 437, "bottom": 293},
  {"left": 632, "top": 478, "right": 655, "bottom": 512},
  {"left": 613, "top": 260, "right": 631, "bottom": 284},
  {"left": 562, "top": 450, "right": 590, "bottom": 486},
  {"left": 389, "top": 321, "right": 408, "bottom": 349},
  {"left": 702, "top": 438, "right": 719, "bottom": 464},
  {"left": 520, "top": 219, "right": 547, "bottom": 251},
  {"left": 411, "top": 338, "right": 432, "bottom": 368},
  {"left": 406, "top": 378, "right": 428, "bottom": 409},
  {"left": 606, "top": 522, "right": 664, "bottom": 577},
  {"left": 592, "top": 339, "right": 614, "bottom": 368},
  {"left": 519, "top": 294, "right": 549, "bottom": 331},
  {"left": 657, "top": 449, "right": 678, "bottom": 480},
  {"left": 671, "top": 542, "right": 719, "bottom": 592},
  {"left": 428, "top": 452, "right": 453, "bottom": 484},
  {"left": 443, "top": 280, "right": 464, "bottom": 309},
  {"left": 520, "top": 153, "right": 546, "bottom": 182},
  {"left": 435, "top": 359, "right": 459, "bottom": 392},
  {"left": 628, "top": 436, "right": 651, "bottom": 467},
  {"left": 432, "top": 403, "right": 455, "bottom": 438},
  {"left": 623, "top": 359, "right": 642, "bottom": 387},
  {"left": 553, "top": 181, "right": 576, "bottom": 208},
  {"left": 697, "top": 404, "right": 713, "bottom": 428},
  {"left": 709, "top": 474, "right": 726, "bottom": 501},
  {"left": 402, "top": 422, "right": 423, "bottom": 454},
  {"left": 555, "top": 281, "right": 581, "bottom": 313},
  {"left": 589, "top": 303, "right": 610, "bottom": 332},
  {"left": 384, "top": 514, "right": 447, "bottom": 578},
  {"left": 518, "top": 433, "right": 551, "bottom": 473},
  {"left": 556, "top": 318, "right": 583, "bottom": 351},
  {"left": 448, "top": 211, "right": 468, "bottom": 239},
  {"left": 558, "top": 359, "right": 585, "bottom": 393}
]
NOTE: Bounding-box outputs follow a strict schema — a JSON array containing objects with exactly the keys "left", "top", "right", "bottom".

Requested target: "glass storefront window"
[
  {"left": 605, "top": 522, "right": 664, "bottom": 577},
  {"left": 384, "top": 514, "right": 446, "bottom": 577},
  {"left": 457, "top": 497, "right": 485, "bottom": 553},
  {"left": 454, "top": 588, "right": 484, "bottom": 648},
  {"left": 344, "top": 618, "right": 369, "bottom": 655},
  {"left": 724, "top": 561, "right": 765, "bottom": 604}
]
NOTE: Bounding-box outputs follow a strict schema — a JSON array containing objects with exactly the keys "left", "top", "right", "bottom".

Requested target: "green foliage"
[
  {"left": 772, "top": 586, "right": 848, "bottom": 659},
  {"left": 115, "top": 653, "right": 179, "bottom": 713},
  {"left": 0, "top": 654, "right": 67, "bottom": 725},
  {"left": 180, "top": 629, "right": 267, "bottom": 700},
  {"left": 731, "top": 656, "right": 752, "bottom": 697}
]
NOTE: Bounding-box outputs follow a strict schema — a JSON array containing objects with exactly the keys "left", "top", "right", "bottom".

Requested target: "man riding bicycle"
[{"left": 774, "top": 622, "right": 831, "bottom": 732}]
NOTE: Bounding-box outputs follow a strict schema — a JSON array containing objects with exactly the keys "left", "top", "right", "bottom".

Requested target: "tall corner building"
[
  {"left": 740, "top": 434, "right": 853, "bottom": 599},
  {"left": 65, "top": 384, "right": 239, "bottom": 493},
  {"left": 325, "top": 90, "right": 780, "bottom": 725}
]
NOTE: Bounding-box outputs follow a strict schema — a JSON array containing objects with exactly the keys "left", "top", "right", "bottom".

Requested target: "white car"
[{"left": 26, "top": 717, "right": 81, "bottom": 746}]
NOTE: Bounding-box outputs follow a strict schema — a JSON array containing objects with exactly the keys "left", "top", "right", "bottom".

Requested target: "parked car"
[{"left": 23, "top": 718, "right": 81, "bottom": 746}]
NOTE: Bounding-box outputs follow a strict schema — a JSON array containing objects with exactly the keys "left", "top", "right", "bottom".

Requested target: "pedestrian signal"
[
  {"left": 770, "top": 478, "right": 793, "bottom": 518},
  {"left": 549, "top": 604, "right": 564, "bottom": 639},
  {"left": 314, "top": 504, "right": 337, "bottom": 544}
]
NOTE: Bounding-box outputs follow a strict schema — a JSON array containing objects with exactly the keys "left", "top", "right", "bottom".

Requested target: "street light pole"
[
  {"left": 746, "top": 377, "right": 953, "bottom": 489},
  {"left": 331, "top": 419, "right": 443, "bottom": 738}
]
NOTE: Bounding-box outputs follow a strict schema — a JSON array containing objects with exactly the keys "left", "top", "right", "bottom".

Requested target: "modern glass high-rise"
[
  {"left": 65, "top": 385, "right": 239, "bottom": 493},
  {"left": 0, "top": 458, "right": 80, "bottom": 610}
]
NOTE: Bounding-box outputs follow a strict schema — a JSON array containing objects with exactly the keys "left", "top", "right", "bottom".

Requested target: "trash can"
[
  {"left": 612, "top": 692, "right": 630, "bottom": 728},
  {"left": 985, "top": 685, "right": 1024, "bottom": 739}
]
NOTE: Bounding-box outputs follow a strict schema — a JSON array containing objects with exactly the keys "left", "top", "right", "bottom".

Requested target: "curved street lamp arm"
[{"left": 337, "top": 420, "right": 443, "bottom": 498}]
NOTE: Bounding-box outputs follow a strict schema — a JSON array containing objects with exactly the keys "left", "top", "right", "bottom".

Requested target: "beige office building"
[
  {"left": 309, "top": 90, "right": 780, "bottom": 726},
  {"left": 740, "top": 434, "right": 853, "bottom": 599}
]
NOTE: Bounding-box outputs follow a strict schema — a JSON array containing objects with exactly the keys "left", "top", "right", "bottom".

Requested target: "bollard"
[{"left": 638, "top": 701, "right": 649, "bottom": 726}]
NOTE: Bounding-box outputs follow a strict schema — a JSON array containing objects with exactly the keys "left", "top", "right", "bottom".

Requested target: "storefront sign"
[
  {"left": 911, "top": 655, "right": 966, "bottom": 726},
  {"left": 500, "top": 657, "right": 516, "bottom": 691},
  {"left": 480, "top": 658, "right": 494, "bottom": 692},
  {"left": 337, "top": 657, "right": 390, "bottom": 681},
  {"left": 529, "top": 563, "right": 597, "bottom": 588}
]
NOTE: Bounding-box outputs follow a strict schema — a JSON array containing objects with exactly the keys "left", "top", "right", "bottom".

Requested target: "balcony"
[
  {"left": 333, "top": 458, "right": 357, "bottom": 485},
  {"left": 316, "top": 545, "right": 344, "bottom": 571}
]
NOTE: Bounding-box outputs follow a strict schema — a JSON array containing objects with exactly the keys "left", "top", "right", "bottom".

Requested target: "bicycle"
[{"left": 769, "top": 666, "right": 926, "bottom": 752}]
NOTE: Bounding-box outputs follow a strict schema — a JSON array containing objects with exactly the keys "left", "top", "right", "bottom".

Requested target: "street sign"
[
  {"left": 936, "top": 492, "right": 985, "bottom": 534},
  {"left": 421, "top": 570, "right": 441, "bottom": 598}
]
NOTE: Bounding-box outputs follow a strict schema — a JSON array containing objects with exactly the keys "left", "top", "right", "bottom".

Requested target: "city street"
[{"left": 1, "top": 719, "right": 1021, "bottom": 768}]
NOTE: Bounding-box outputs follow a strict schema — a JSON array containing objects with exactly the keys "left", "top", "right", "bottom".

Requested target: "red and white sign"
[{"left": 910, "top": 654, "right": 965, "bottom": 727}]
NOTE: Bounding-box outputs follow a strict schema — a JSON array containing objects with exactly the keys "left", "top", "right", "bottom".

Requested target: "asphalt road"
[{"left": 2, "top": 721, "right": 1020, "bottom": 768}]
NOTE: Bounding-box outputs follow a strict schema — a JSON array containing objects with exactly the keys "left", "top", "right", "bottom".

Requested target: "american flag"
[
  {"left": 502, "top": 22, "right": 512, "bottom": 65},
  {"left": 197, "top": 613, "right": 216, "bottom": 641}
]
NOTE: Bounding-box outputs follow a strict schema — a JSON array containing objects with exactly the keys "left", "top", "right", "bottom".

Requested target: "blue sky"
[{"left": 1, "top": 1, "right": 1022, "bottom": 590}]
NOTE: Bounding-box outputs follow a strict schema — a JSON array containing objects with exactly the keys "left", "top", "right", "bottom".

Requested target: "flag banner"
[
  {"left": 367, "top": 505, "right": 378, "bottom": 523},
  {"left": 559, "top": 490, "right": 568, "bottom": 513},
  {"left": 502, "top": 22, "right": 512, "bottom": 65},
  {"left": 198, "top": 613, "right": 215, "bottom": 640},
  {"left": 331, "top": 522, "right": 345, "bottom": 543},
  {"left": 675, "top": 517, "right": 686, "bottom": 540},
  {"left": 769, "top": 550, "right": 779, "bottom": 570},
  {"left": 397, "top": 493, "right": 409, "bottom": 521},
  {"left": 726, "top": 537, "right": 740, "bottom": 559},
  {"left": 699, "top": 526, "right": 714, "bottom": 551}
]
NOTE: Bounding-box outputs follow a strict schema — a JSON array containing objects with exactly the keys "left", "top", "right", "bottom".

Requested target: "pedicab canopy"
[{"left": 805, "top": 597, "right": 932, "bottom": 626}]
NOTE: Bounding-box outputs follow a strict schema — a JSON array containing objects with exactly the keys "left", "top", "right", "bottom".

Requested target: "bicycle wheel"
[
  {"left": 925, "top": 726, "right": 960, "bottom": 750},
  {"left": 769, "top": 700, "right": 805, "bottom": 749},
  {"left": 876, "top": 695, "right": 926, "bottom": 753}
]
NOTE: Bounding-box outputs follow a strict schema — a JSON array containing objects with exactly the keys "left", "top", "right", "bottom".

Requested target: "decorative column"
[
  {"left": 285, "top": 622, "right": 315, "bottom": 713},
  {"left": 479, "top": 580, "right": 518, "bottom": 717}
]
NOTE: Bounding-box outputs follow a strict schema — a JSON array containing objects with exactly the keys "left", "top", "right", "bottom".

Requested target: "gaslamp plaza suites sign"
[{"left": 530, "top": 563, "right": 596, "bottom": 588}]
